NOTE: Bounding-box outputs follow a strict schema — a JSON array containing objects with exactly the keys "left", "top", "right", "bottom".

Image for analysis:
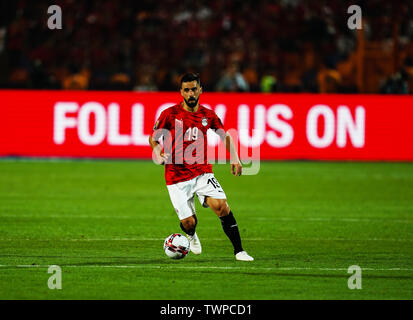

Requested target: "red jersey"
[{"left": 152, "top": 103, "right": 226, "bottom": 185}]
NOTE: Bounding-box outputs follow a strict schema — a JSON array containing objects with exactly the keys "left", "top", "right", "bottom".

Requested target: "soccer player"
[{"left": 149, "top": 73, "right": 254, "bottom": 261}]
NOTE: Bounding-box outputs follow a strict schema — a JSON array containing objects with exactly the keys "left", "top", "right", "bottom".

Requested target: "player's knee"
[{"left": 214, "top": 201, "right": 230, "bottom": 217}]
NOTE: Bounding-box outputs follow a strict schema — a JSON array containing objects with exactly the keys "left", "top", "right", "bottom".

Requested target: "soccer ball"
[{"left": 163, "top": 233, "right": 190, "bottom": 259}]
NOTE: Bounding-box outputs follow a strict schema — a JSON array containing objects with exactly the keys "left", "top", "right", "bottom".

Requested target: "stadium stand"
[{"left": 0, "top": 0, "right": 412, "bottom": 93}]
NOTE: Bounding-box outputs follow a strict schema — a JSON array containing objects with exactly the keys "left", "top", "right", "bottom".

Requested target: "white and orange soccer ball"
[{"left": 163, "top": 233, "right": 190, "bottom": 259}]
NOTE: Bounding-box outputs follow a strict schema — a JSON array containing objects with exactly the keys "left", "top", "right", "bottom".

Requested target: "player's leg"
[
  {"left": 195, "top": 173, "right": 253, "bottom": 261},
  {"left": 179, "top": 207, "right": 202, "bottom": 255},
  {"left": 180, "top": 214, "right": 197, "bottom": 237},
  {"left": 167, "top": 181, "right": 202, "bottom": 254},
  {"left": 205, "top": 197, "right": 253, "bottom": 261},
  {"left": 205, "top": 198, "right": 241, "bottom": 253}
]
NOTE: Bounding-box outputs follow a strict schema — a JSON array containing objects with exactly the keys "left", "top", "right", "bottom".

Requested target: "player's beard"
[{"left": 184, "top": 96, "right": 199, "bottom": 109}]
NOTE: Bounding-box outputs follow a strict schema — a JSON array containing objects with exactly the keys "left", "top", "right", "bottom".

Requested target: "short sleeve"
[
  {"left": 210, "top": 113, "right": 224, "bottom": 131},
  {"left": 152, "top": 110, "right": 170, "bottom": 140},
  {"left": 210, "top": 112, "right": 226, "bottom": 140}
]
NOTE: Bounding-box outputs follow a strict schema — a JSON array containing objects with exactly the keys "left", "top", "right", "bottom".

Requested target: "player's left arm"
[
  {"left": 211, "top": 113, "right": 242, "bottom": 176},
  {"left": 225, "top": 132, "right": 242, "bottom": 176}
]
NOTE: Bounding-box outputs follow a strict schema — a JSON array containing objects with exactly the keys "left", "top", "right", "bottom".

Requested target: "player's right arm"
[
  {"left": 149, "top": 136, "right": 169, "bottom": 165},
  {"left": 149, "top": 110, "right": 171, "bottom": 165}
]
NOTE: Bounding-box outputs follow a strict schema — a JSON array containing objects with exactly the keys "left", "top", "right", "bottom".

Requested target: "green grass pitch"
[{"left": 0, "top": 159, "right": 412, "bottom": 300}]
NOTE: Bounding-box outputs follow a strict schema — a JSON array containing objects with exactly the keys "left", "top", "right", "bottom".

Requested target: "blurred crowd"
[{"left": 1, "top": 0, "right": 413, "bottom": 93}]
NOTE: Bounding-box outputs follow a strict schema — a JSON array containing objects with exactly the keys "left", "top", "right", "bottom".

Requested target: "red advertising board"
[{"left": 1, "top": 90, "right": 412, "bottom": 161}]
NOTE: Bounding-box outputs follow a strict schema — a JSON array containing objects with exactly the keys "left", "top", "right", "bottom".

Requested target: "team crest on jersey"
[{"left": 201, "top": 117, "right": 208, "bottom": 127}]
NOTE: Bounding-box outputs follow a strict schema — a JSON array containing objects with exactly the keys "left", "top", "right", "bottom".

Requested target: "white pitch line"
[
  {"left": 1, "top": 237, "right": 412, "bottom": 242},
  {"left": 254, "top": 217, "right": 413, "bottom": 224},
  {"left": 1, "top": 214, "right": 413, "bottom": 224},
  {"left": 0, "top": 265, "right": 412, "bottom": 272}
]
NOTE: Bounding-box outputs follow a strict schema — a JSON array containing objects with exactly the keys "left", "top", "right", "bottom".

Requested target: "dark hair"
[{"left": 180, "top": 73, "right": 201, "bottom": 87}]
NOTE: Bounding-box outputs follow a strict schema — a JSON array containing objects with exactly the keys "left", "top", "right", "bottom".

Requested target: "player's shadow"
[
  {"left": 58, "top": 258, "right": 172, "bottom": 267},
  {"left": 63, "top": 256, "right": 235, "bottom": 267}
]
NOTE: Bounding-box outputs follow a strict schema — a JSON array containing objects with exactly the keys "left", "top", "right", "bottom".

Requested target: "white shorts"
[{"left": 166, "top": 173, "right": 227, "bottom": 220}]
